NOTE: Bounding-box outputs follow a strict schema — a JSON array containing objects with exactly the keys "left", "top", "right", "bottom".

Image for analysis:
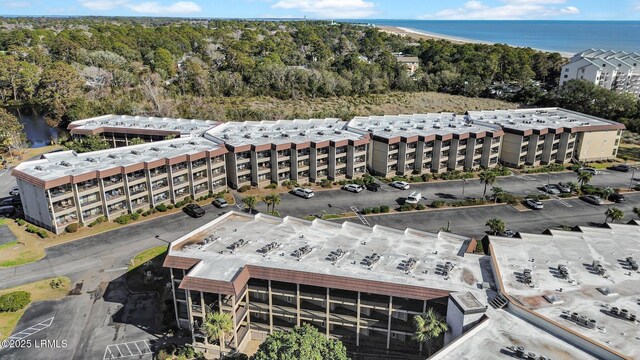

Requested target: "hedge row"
[
  {"left": 26, "top": 225, "right": 48, "bottom": 238},
  {"left": 0, "top": 291, "right": 31, "bottom": 312}
]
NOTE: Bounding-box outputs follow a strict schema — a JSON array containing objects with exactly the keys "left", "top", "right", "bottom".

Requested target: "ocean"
[{"left": 342, "top": 20, "right": 640, "bottom": 55}]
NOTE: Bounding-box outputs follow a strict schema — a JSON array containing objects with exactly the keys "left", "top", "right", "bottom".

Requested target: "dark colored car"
[
  {"left": 608, "top": 164, "right": 631, "bottom": 172},
  {"left": 0, "top": 205, "right": 16, "bottom": 217},
  {"left": 366, "top": 183, "right": 381, "bottom": 192},
  {"left": 609, "top": 193, "right": 625, "bottom": 203},
  {"left": 184, "top": 203, "right": 206, "bottom": 218},
  {"left": 580, "top": 195, "right": 604, "bottom": 205}
]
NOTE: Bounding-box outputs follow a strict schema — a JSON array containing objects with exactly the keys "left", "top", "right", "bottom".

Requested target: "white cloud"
[
  {"left": 78, "top": 0, "right": 128, "bottom": 11},
  {"left": 3, "top": 1, "right": 32, "bottom": 8},
  {"left": 127, "top": 1, "right": 202, "bottom": 14},
  {"left": 78, "top": 0, "right": 202, "bottom": 14},
  {"left": 419, "top": 0, "right": 580, "bottom": 20},
  {"left": 272, "top": 0, "right": 376, "bottom": 18}
]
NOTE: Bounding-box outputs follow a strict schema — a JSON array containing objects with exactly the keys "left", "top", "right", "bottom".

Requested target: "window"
[{"left": 564, "top": 75, "right": 568, "bottom": 79}]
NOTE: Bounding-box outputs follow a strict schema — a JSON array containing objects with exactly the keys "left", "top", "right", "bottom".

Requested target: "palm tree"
[
  {"left": 242, "top": 195, "right": 257, "bottom": 213},
  {"left": 486, "top": 218, "right": 505, "bottom": 235},
  {"left": 200, "top": 311, "right": 233, "bottom": 351},
  {"left": 262, "top": 193, "right": 281, "bottom": 214},
  {"left": 491, "top": 186, "right": 504, "bottom": 202},
  {"left": 577, "top": 170, "right": 592, "bottom": 187},
  {"left": 479, "top": 170, "right": 497, "bottom": 198},
  {"left": 413, "top": 308, "right": 448, "bottom": 355},
  {"left": 604, "top": 207, "right": 624, "bottom": 224}
]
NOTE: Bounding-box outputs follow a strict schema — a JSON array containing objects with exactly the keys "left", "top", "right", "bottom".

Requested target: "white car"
[
  {"left": 390, "top": 181, "right": 410, "bottom": 190},
  {"left": 524, "top": 198, "right": 543, "bottom": 210},
  {"left": 542, "top": 184, "right": 560, "bottom": 195},
  {"left": 577, "top": 167, "right": 597, "bottom": 175},
  {"left": 343, "top": 184, "right": 363, "bottom": 193},
  {"left": 9, "top": 186, "right": 19, "bottom": 196},
  {"left": 405, "top": 191, "right": 422, "bottom": 204},
  {"left": 499, "top": 228, "right": 516, "bottom": 237},
  {"left": 293, "top": 188, "right": 315, "bottom": 199}
]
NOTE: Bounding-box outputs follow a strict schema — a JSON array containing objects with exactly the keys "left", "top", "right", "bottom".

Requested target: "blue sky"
[{"left": 1, "top": 0, "right": 639, "bottom": 20}]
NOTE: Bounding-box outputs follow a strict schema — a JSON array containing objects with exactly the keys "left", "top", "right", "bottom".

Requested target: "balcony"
[
  {"left": 191, "top": 159, "right": 207, "bottom": 169},
  {"left": 104, "top": 188, "right": 125, "bottom": 201},
  {"left": 82, "top": 208, "right": 103, "bottom": 221},
  {"left": 277, "top": 162, "right": 291, "bottom": 170},
  {"left": 127, "top": 171, "right": 145, "bottom": 182},
  {"left": 149, "top": 167, "right": 167, "bottom": 178},
  {"left": 131, "top": 198, "right": 149, "bottom": 209},
  {"left": 153, "top": 192, "right": 169, "bottom": 203},
  {"left": 194, "top": 183, "right": 208, "bottom": 194},
  {"left": 172, "top": 176, "right": 188, "bottom": 186},
  {"left": 107, "top": 201, "right": 127, "bottom": 214},
  {"left": 103, "top": 176, "right": 123, "bottom": 188},
  {"left": 77, "top": 181, "right": 99, "bottom": 193},
  {"left": 171, "top": 164, "right": 188, "bottom": 173},
  {"left": 79, "top": 195, "right": 101, "bottom": 207},
  {"left": 52, "top": 199, "right": 75, "bottom": 212},
  {"left": 129, "top": 184, "right": 147, "bottom": 196},
  {"left": 55, "top": 213, "right": 77, "bottom": 227},
  {"left": 49, "top": 186, "right": 73, "bottom": 199},
  {"left": 152, "top": 180, "right": 168, "bottom": 190}
]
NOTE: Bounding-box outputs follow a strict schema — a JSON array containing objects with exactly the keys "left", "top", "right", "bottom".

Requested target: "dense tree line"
[{"left": 0, "top": 17, "right": 576, "bottom": 128}]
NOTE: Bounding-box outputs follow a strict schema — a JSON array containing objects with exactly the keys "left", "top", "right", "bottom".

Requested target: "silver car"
[
  {"left": 554, "top": 183, "right": 571, "bottom": 193},
  {"left": 581, "top": 195, "right": 604, "bottom": 205},
  {"left": 390, "top": 181, "right": 410, "bottom": 190},
  {"left": 524, "top": 198, "right": 543, "bottom": 210},
  {"left": 543, "top": 184, "right": 560, "bottom": 195},
  {"left": 343, "top": 184, "right": 364, "bottom": 193}
]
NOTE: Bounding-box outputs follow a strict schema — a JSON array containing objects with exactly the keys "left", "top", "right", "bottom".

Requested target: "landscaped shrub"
[
  {"left": 362, "top": 208, "right": 372, "bottom": 215},
  {"left": 0, "top": 291, "right": 31, "bottom": 312},
  {"left": 493, "top": 166, "right": 512, "bottom": 176},
  {"left": 15, "top": 218, "right": 26, "bottom": 226},
  {"left": 50, "top": 277, "right": 64, "bottom": 289},
  {"left": 421, "top": 173, "right": 432, "bottom": 182},
  {"left": 371, "top": 207, "right": 380, "bottom": 214},
  {"left": 495, "top": 193, "right": 520, "bottom": 205},
  {"left": 141, "top": 211, "right": 149, "bottom": 217},
  {"left": 265, "top": 183, "right": 278, "bottom": 189},
  {"left": 451, "top": 198, "right": 487, "bottom": 207},
  {"left": 114, "top": 215, "right": 132, "bottom": 225},
  {"left": 26, "top": 225, "right": 48, "bottom": 238},
  {"left": 380, "top": 205, "right": 390, "bottom": 213},
  {"left": 65, "top": 223, "right": 79, "bottom": 233},
  {"left": 167, "top": 204, "right": 174, "bottom": 210},
  {"left": 155, "top": 204, "right": 168, "bottom": 212},
  {"left": 431, "top": 200, "right": 445, "bottom": 208},
  {"left": 410, "top": 176, "right": 422, "bottom": 183},
  {"left": 399, "top": 203, "right": 415, "bottom": 212},
  {"left": 416, "top": 203, "right": 426, "bottom": 210},
  {"left": 238, "top": 185, "right": 251, "bottom": 193},
  {"left": 131, "top": 212, "right": 140, "bottom": 221},
  {"left": 320, "top": 179, "right": 332, "bottom": 188},
  {"left": 392, "top": 176, "right": 409, "bottom": 182},
  {"left": 136, "top": 209, "right": 143, "bottom": 214}
]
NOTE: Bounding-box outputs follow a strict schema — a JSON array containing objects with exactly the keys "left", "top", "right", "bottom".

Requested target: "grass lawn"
[
  {"left": 617, "top": 144, "right": 640, "bottom": 162},
  {"left": 0, "top": 145, "right": 64, "bottom": 166},
  {"left": 126, "top": 246, "right": 170, "bottom": 293},
  {"left": 128, "top": 245, "right": 168, "bottom": 272},
  {"left": 0, "top": 276, "right": 71, "bottom": 341}
]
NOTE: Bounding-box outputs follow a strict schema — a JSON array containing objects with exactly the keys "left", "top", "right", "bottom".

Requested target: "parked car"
[
  {"left": 212, "top": 198, "right": 228, "bottom": 208},
  {"left": 580, "top": 195, "right": 604, "bottom": 205},
  {"left": 292, "top": 188, "right": 314, "bottom": 199},
  {"left": 183, "top": 203, "right": 206, "bottom": 218},
  {"left": 365, "top": 183, "right": 381, "bottom": 192},
  {"left": 343, "top": 184, "right": 364, "bottom": 193},
  {"left": 608, "top": 164, "right": 631, "bottom": 172},
  {"left": 554, "top": 183, "right": 572, "bottom": 193},
  {"left": 0, "top": 205, "right": 16, "bottom": 217},
  {"left": 499, "top": 228, "right": 516, "bottom": 237},
  {"left": 609, "top": 193, "right": 625, "bottom": 203},
  {"left": 405, "top": 191, "right": 422, "bottom": 204},
  {"left": 390, "top": 181, "right": 410, "bottom": 190},
  {"left": 0, "top": 198, "right": 13, "bottom": 207},
  {"left": 542, "top": 184, "right": 560, "bottom": 195},
  {"left": 524, "top": 198, "right": 544, "bottom": 210},
  {"left": 576, "top": 167, "right": 597, "bottom": 175},
  {"left": 9, "top": 186, "right": 19, "bottom": 196}
]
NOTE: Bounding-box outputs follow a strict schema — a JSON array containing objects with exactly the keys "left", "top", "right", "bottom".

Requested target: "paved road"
[
  {"left": 257, "top": 169, "right": 638, "bottom": 217},
  {"left": 338, "top": 192, "right": 640, "bottom": 239}
]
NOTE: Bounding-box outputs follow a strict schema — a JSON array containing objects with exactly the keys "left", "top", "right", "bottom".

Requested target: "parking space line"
[
  {"left": 553, "top": 195, "right": 573, "bottom": 208},
  {"left": 7, "top": 317, "right": 54, "bottom": 341},
  {"left": 103, "top": 340, "right": 152, "bottom": 359}
]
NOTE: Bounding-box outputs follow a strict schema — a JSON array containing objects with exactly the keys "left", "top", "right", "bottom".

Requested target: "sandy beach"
[{"left": 377, "top": 25, "right": 572, "bottom": 57}]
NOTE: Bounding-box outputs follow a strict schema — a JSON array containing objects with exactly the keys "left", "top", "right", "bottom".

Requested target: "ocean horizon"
[{"left": 341, "top": 20, "right": 640, "bottom": 55}]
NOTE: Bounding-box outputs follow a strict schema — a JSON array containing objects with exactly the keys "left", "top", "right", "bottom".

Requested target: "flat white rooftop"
[
  {"left": 204, "top": 119, "right": 366, "bottom": 148},
  {"left": 68, "top": 114, "right": 218, "bottom": 137},
  {"left": 437, "top": 308, "right": 598, "bottom": 360},
  {"left": 468, "top": 108, "right": 621, "bottom": 133},
  {"left": 346, "top": 113, "right": 502, "bottom": 140},
  {"left": 169, "top": 212, "right": 485, "bottom": 294},
  {"left": 490, "top": 223, "right": 640, "bottom": 358},
  {"left": 14, "top": 137, "right": 222, "bottom": 180}
]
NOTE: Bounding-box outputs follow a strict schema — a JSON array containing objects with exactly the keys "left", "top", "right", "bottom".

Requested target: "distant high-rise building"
[{"left": 560, "top": 49, "right": 640, "bottom": 97}]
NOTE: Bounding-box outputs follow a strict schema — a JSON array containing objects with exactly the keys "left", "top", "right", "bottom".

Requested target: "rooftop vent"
[
  {"left": 170, "top": 144, "right": 179, "bottom": 148},
  {"left": 60, "top": 161, "right": 72, "bottom": 167},
  {"left": 86, "top": 157, "right": 97, "bottom": 163},
  {"left": 281, "top": 132, "right": 290, "bottom": 137},
  {"left": 151, "top": 147, "right": 161, "bottom": 151},
  {"left": 299, "top": 131, "right": 306, "bottom": 136},
  {"left": 334, "top": 129, "right": 342, "bottom": 134},
  {"left": 416, "top": 125, "right": 424, "bottom": 130},
  {"left": 35, "top": 165, "right": 45, "bottom": 171},
  {"left": 326, "top": 248, "right": 346, "bottom": 264},
  {"left": 258, "top": 242, "right": 279, "bottom": 255},
  {"left": 399, "top": 257, "right": 418, "bottom": 273},
  {"left": 433, "top": 124, "right": 442, "bottom": 129},
  {"left": 292, "top": 245, "right": 312, "bottom": 260},
  {"left": 227, "top": 238, "right": 249, "bottom": 252},
  {"left": 244, "top": 134, "right": 252, "bottom": 139},
  {"left": 317, "top": 131, "right": 325, "bottom": 135},
  {"left": 362, "top": 253, "right": 381, "bottom": 268},
  {"left": 131, "top": 150, "right": 142, "bottom": 155},
  {"left": 108, "top": 154, "right": 118, "bottom": 159}
]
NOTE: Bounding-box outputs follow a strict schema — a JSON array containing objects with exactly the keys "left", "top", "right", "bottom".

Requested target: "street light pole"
[
  {"left": 630, "top": 167, "right": 636, "bottom": 190},
  {"left": 547, "top": 171, "right": 551, "bottom": 188}
]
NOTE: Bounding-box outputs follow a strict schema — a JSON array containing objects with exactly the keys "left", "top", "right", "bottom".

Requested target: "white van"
[{"left": 405, "top": 191, "right": 422, "bottom": 204}]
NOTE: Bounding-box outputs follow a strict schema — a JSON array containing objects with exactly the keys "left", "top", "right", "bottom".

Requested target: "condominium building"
[
  {"left": 560, "top": 49, "right": 640, "bottom": 96},
  {"left": 204, "top": 119, "right": 369, "bottom": 188},
  {"left": 68, "top": 114, "right": 218, "bottom": 147},
  {"left": 347, "top": 114, "right": 504, "bottom": 177},
  {"left": 164, "top": 211, "right": 487, "bottom": 359},
  {"left": 468, "top": 108, "right": 624, "bottom": 167},
  {"left": 12, "top": 137, "right": 227, "bottom": 234}
]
